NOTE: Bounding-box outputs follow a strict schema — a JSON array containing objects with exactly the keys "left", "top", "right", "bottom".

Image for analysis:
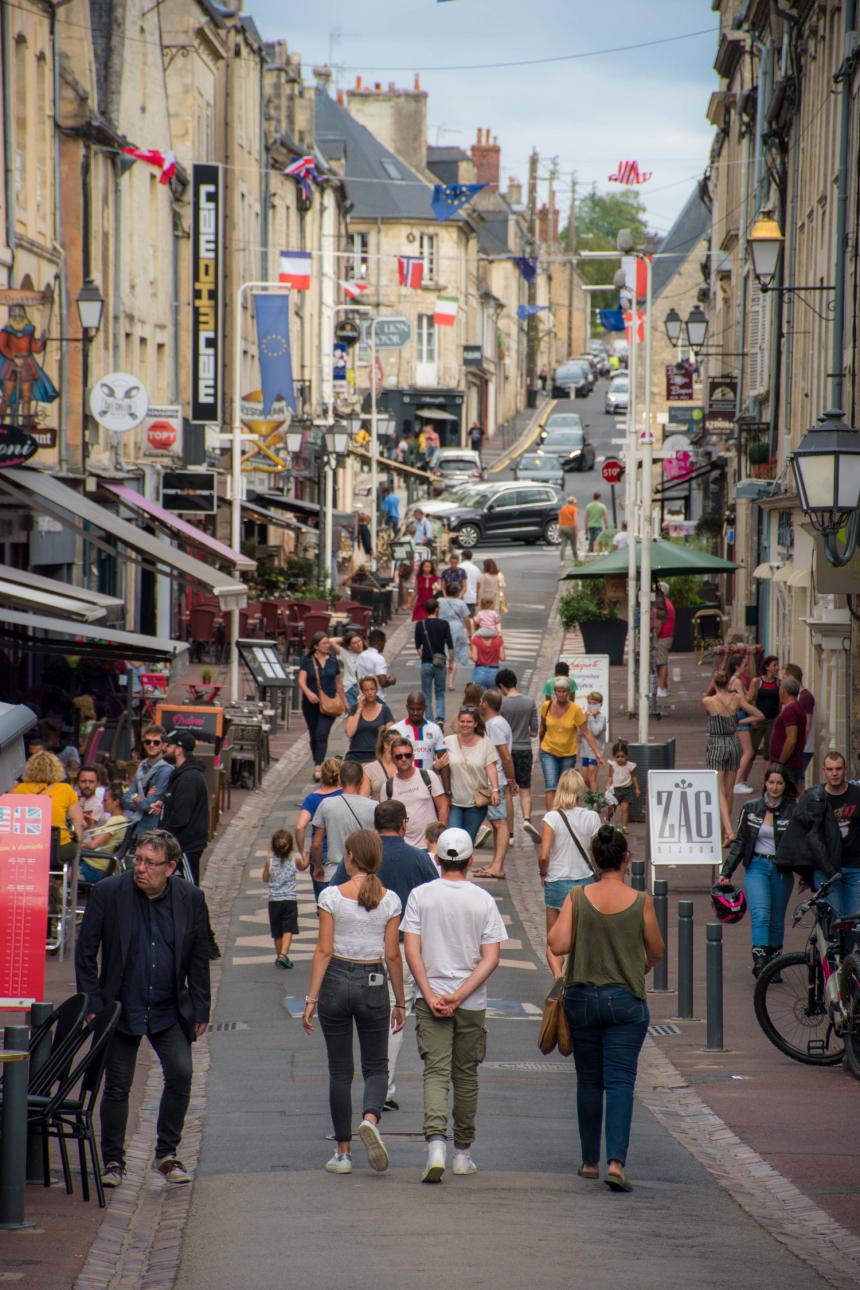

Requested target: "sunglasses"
[
  {"left": 393, "top": 752, "right": 413, "bottom": 760},
  {"left": 143, "top": 738, "right": 163, "bottom": 746}
]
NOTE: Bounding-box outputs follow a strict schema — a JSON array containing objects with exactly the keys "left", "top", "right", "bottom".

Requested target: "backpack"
[{"left": 385, "top": 770, "right": 432, "bottom": 799}]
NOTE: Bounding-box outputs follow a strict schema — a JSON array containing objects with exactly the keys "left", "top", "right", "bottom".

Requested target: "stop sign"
[{"left": 602, "top": 457, "right": 625, "bottom": 485}]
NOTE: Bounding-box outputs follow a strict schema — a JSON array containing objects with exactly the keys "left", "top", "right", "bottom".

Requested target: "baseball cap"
[
  {"left": 165, "top": 729, "right": 196, "bottom": 752},
  {"left": 436, "top": 827, "right": 473, "bottom": 864}
]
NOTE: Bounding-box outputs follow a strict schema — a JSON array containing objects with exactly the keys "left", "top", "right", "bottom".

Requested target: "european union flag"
[
  {"left": 516, "top": 304, "right": 549, "bottom": 320},
  {"left": 513, "top": 256, "right": 537, "bottom": 283},
  {"left": 254, "top": 294, "right": 296, "bottom": 414},
  {"left": 599, "top": 308, "right": 625, "bottom": 332},
  {"left": 431, "top": 183, "right": 486, "bottom": 222}
]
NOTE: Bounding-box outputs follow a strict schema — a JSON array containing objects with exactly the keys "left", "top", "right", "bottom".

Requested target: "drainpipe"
[
  {"left": 51, "top": 2, "right": 69, "bottom": 471},
  {"left": 1, "top": 0, "right": 15, "bottom": 264},
  {"left": 832, "top": 0, "right": 856, "bottom": 409}
]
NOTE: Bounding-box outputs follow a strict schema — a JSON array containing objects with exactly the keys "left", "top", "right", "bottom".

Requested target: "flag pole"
[
  {"left": 638, "top": 254, "right": 654, "bottom": 743},
  {"left": 625, "top": 290, "right": 638, "bottom": 720}
]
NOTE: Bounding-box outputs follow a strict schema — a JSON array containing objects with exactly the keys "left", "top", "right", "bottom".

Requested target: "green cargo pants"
[{"left": 415, "top": 999, "right": 487, "bottom": 1149}]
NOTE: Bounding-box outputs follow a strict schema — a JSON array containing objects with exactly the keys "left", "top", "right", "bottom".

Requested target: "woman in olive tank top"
[{"left": 548, "top": 826, "right": 665, "bottom": 1191}]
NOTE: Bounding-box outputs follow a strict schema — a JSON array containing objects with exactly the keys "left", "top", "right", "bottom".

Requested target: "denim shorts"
[
  {"left": 540, "top": 751, "right": 577, "bottom": 790},
  {"left": 544, "top": 875, "right": 594, "bottom": 909}
]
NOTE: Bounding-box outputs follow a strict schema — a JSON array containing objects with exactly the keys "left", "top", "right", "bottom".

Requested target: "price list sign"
[{"left": 0, "top": 795, "right": 51, "bottom": 1006}]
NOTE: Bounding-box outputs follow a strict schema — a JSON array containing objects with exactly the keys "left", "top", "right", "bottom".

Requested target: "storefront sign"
[
  {"left": 373, "top": 317, "right": 411, "bottom": 349},
  {"left": 29, "top": 426, "right": 57, "bottom": 449},
  {"left": 191, "top": 163, "right": 224, "bottom": 423},
  {"left": 666, "top": 365, "right": 694, "bottom": 401},
  {"left": 89, "top": 372, "right": 149, "bottom": 433},
  {"left": 667, "top": 406, "right": 702, "bottom": 430},
  {"left": 0, "top": 422, "right": 38, "bottom": 467},
  {"left": 142, "top": 405, "right": 183, "bottom": 458},
  {"left": 154, "top": 703, "right": 223, "bottom": 745},
  {"left": 160, "top": 470, "right": 217, "bottom": 515},
  {"left": 463, "top": 344, "right": 483, "bottom": 368},
  {"left": 708, "top": 374, "right": 738, "bottom": 414},
  {"left": 559, "top": 654, "right": 611, "bottom": 742},
  {"left": 648, "top": 770, "right": 721, "bottom": 865},
  {"left": 334, "top": 319, "right": 361, "bottom": 346},
  {"left": 704, "top": 414, "right": 734, "bottom": 437},
  {"left": 0, "top": 794, "right": 51, "bottom": 1005},
  {"left": 664, "top": 448, "right": 695, "bottom": 481},
  {"left": 333, "top": 342, "right": 348, "bottom": 394}
]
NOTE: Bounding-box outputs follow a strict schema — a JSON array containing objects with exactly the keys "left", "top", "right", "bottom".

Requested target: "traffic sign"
[
  {"left": 601, "top": 457, "right": 625, "bottom": 485},
  {"left": 373, "top": 316, "right": 411, "bottom": 349}
]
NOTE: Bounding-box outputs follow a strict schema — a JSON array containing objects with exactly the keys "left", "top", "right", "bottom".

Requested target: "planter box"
[{"left": 578, "top": 617, "right": 628, "bottom": 666}]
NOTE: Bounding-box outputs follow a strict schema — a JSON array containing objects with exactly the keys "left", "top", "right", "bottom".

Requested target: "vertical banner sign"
[
  {"left": 648, "top": 770, "right": 722, "bottom": 866},
  {"left": 191, "top": 163, "right": 223, "bottom": 423},
  {"left": 0, "top": 794, "right": 51, "bottom": 1005}
]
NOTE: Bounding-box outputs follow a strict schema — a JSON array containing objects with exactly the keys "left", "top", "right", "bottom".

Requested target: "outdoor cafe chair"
[
  {"left": 300, "top": 611, "right": 331, "bottom": 641},
  {"left": 189, "top": 606, "right": 219, "bottom": 662},
  {"left": 26, "top": 993, "right": 89, "bottom": 1096}
]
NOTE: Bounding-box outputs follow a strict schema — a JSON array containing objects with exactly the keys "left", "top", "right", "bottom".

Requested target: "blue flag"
[
  {"left": 517, "top": 304, "right": 549, "bottom": 320},
  {"left": 254, "top": 294, "right": 296, "bottom": 414},
  {"left": 513, "top": 256, "right": 537, "bottom": 283},
  {"left": 598, "top": 308, "right": 625, "bottom": 332},
  {"left": 431, "top": 183, "right": 486, "bottom": 221}
]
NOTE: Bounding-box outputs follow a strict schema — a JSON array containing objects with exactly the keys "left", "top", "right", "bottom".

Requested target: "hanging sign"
[
  {"left": 708, "top": 374, "right": 738, "bottom": 414},
  {"left": 666, "top": 365, "right": 694, "bottom": 401},
  {"left": 88, "top": 372, "right": 148, "bottom": 433},
  {"left": 648, "top": 770, "right": 721, "bottom": 865},
  {"left": 0, "top": 422, "right": 38, "bottom": 467},
  {"left": 0, "top": 794, "right": 51, "bottom": 1005},
  {"left": 142, "top": 404, "right": 183, "bottom": 457},
  {"left": 191, "top": 162, "right": 224, "bottom": 423}
]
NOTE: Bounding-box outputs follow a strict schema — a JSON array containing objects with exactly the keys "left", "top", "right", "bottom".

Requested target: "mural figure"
[{"left": 0, "top": 304, "right": 59, "bottom": 424}]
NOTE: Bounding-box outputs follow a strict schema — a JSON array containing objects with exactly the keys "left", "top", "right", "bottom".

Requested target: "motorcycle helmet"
[{"left": 710, "top": 883, "right": 747, "bottom": 924}]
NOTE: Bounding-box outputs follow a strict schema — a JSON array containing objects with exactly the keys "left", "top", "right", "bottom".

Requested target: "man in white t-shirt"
[
  {"left": 473, "top": 691, "right": 516, "bottom": 877},
  {"left": 459, "top": 555, "right": 481, "bottom": 615},
  {"left": 76, "top": 765, "right": 108, "bottom": 829},
  {"left": 403, "top": 827, "right": 505, "bottom": 1183},
  {"left": 355, "top": 628, "right": 397, "bottom": 699},
  {"left": 379, "top": 736, "right": 448, "bottom": 846},
  {"left": 392, "top": 693, "right": 448, "bottom": 773}
]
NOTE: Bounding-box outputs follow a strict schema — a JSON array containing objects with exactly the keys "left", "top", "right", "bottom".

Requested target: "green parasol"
[{"left": 561, "top": 539, "right": 738, "bottom": 580}]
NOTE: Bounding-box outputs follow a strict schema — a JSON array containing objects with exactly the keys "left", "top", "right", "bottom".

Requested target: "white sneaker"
[
  {"left": 325, "top": 1152, "right": 352, "bottom": 1174},
  {"left": 733, "top": 782, "right": 754, "bottom": 794},
  {"left": 421, "top": 1139, "right": 446, "bottom": 1184},
  {"left": 656, "top": 688, "right": 671, "bottom": 698},
  {"left": 358, "top": 1119, "right": 389, "bottom": 1172},
  {"left": 474, "top": 825, "right": 492, "bottom": 849},
  {"left": 522, "top": 819, "right": 541, "bottom": 843},
  {"left": 452, "top": 1149, "right": 477, "bottom": 1175}
]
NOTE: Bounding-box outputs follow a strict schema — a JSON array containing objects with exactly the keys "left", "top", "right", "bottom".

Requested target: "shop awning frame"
[
  {"left": 0, "top": 607, "right": 189, "bottom": 663},
  {"left": 0, "top": 563, "right": 124, "bottom": 621},
  {"left": 104, "top": 483, "right": 256, "bottom": 573},
  {"left": 0, "top": 577, "right": 109, "bottom": 623}
]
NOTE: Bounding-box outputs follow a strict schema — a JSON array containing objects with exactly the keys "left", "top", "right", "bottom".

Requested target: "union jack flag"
[
  {"left": 0, "top": 805, "right": 44, "bottom": 835},
  {"left": 398, "top": 255, "right": 425, "bottom": 289},
  {"left": 284, "top": 155, "right": 319, "bottom": 200},
  {"left": 608, "top": 160, "right": 653, "bottom": 186}
]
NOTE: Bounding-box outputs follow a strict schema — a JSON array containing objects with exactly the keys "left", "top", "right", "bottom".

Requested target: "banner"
[
  {"left": 648, "top": 770, "right": 721, "bottom": 865},
  {"left": 254, "top": 294, "right": 296, "bottom": 414},
  {"left": 0, "top": 794, "right": 51, "bottom": 1005},
  {"left": 191, "top": 163, "right": 223, "bottom": 423}
]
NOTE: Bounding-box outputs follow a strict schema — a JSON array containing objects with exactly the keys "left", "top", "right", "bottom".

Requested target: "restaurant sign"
[
  {"left": 0, "top": 421, "right": 38, "bottom": 467},
  {"left": 191, "top": 163, "right": 224, "bottom": 423}
]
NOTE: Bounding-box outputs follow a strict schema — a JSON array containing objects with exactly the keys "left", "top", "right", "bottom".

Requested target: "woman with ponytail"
[
  {"left": 548, "top": 825, "right": 664, "bottom": 1193},
  {"left": 303, "top": 829, "right": 406, "bottom": 1177}
]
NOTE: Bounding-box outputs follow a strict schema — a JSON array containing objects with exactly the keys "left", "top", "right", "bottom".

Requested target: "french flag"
[
  {"left": 398, "top": 255, "right": 425, "bottom": 289},
  {"left": 279, "top": 251, "right": 312, "bottom": 291}
]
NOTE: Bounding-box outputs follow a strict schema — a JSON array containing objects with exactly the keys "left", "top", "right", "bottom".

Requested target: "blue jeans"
[
  {"left": 421, "top": 661, "right": 447, "bottom": 723},
  {"left": 472, "top": 665, "right": 498, "bottom": 689},
  {"left": 813, "top": 867, "right": 860, "bottom": 921},
  {"left": 318, "top": 958, "right": 391, "bottom": 1142},
  {"left": 345, "top": 683, "right": 359, "bottom": 713},
  {"left": 563, "top": 984, "right": 649, "bottom": 1168},
  {"left": 540, "top": 751, "right": 577, "bottom": 791},
  {"left": 744, "top": 854, "right": 794, "bottom": 948},
  {"left": 449, "top": 803, "right": 488, "bottom": 840}
]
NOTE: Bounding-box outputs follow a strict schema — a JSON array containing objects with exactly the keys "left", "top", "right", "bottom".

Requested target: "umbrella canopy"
[
  {"left": 416, "top": 407, "right": 459, "bottom": 421},
  {"left": 562, "top": 539, "right": 738, "bottom": 580}
]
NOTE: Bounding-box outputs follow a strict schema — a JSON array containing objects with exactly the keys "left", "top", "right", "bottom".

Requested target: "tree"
[{"left": 561, "top": 186, "right": 654, "bottom": 321}]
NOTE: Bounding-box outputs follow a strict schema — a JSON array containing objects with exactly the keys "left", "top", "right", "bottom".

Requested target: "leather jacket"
[
  {"left": 721, "top": 795, "right": 795, "bottom": 880},
  {"left": 774, "top": 784, "right": 847, "bottom": 879}
]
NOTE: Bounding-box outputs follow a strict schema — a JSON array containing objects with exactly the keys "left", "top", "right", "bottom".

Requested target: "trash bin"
[{"left": 626, "top": 738, "right": 675, "bottom": 823}]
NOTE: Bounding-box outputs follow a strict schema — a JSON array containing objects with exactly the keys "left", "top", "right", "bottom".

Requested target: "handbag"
[
  {"left": 313, "top": 659, "right": 346, "bottom": 717},
  {"left": 423, "top": 622, "right": 447, "bottom": 671},
  {"left": 556, "top": 809, "right": 597, "bottom": 875},
  {"left": 537, "top": 888, "right": 579, "bottom": 1056}
]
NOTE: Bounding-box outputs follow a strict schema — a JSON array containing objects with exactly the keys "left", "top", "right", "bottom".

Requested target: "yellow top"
[
  {"left": 14, "top": 781, "right": 77, "bottom": 846},
  {"left": 540, "top": 700, "right": 586, "bottom": 757}
]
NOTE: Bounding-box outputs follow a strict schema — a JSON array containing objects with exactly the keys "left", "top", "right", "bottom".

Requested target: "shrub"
[{"left": 559, "top": 582, "right": 618, "bottom": 627}]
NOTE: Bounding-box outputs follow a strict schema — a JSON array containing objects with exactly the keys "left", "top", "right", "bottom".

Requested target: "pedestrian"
[
  {"left": 361, "top": 729, "right": 403, "bottom": 800},
  {"left": 458, "top": 552, "right": 482, "bottom": 616},
  {"left": 403, "top": 826, "right": 505, "bottom": 1182},
  {"left": 719, "top": 764, "right": 797, "bottom": 976},
  {"left": 310, "top": 761, "right": 377, "bottom": 887},
  {"left": 356, "top": 628, "right": 397, "bottom": 701},
  {"left": 79, "top": 783, "right": 131, "bottom": 882},
  {"left": 438, "top": 581, "right": 472, "bottom": 692},
  {"left": 411, "top": 558, "right": 443, "bottom": 622},
  {"left": 461, "top": 681, "right": 485, "bottom": 711},
  {"left": 612, "top": 522, "right": 629, "bottom": 549},
  {"left": 548, "top": 825, "right": 665, "bottom": 1191},
  {"left": 122, "top": 725, "right": 172, "bottom": 839},
  {"left": 776, "top": 750, "right": 860, "bottom": 921},
  {"left": 496, "top": 668, "right": 541, "bottom": 842},
  {"left": 381, "top": 487, "right": 401, "bottom": 533},
  {"left": 539, "top": 365, "right": 549, "bottom": 392},
  {"left": 376, "top": 739, "right": 448, "bottom": 847},
  {"left": 539, "top": 680, "right": 604, "bottom": 812},
  {"left": 413, "top": 508, "right": 434, "bottom": 550},
  {"left": 584, "top": 492, "right": 609, "bottom": 553},
  {"left": 558, "top": 495, "right": 579, "bottom": 565},
  {"left": 156, "top": 730, "right": 220, "bottom": 958},
  {"left": 702, "top": 670, "right": 763, "bottom": 846},
  {"left": 469, "top": 624, "right": 504, "bottom": 689},
  {"left": 294, "top": 757, "right": 343, "bottom": 902},
  {"left": 391, "top": 691, "right": 448, "bottom": 774},
  {"left": 768, "top": 675, "right": 807, "bottom": 789},
  {"left": 440, "top": 550, "right": 467, "bottom": 599},
  {"left": 330, "top": 630, "right": 365, "bottom": 713},
  {"left": 443, "top": 706, "right": 501, "bottom": 840},
  {"left": 298, "top": 632, "right": 346, "bottom": 780},
  {"left": 605, "top": 740, "right": 640, "bottom": 830},
  {"left": 654, "top": 581, "right": 675, "bottom": 698},
  {"left": 75, "top": 829, "right": 211, "bottom": 1188},
  {"left": 302, "top": 829, "right": 405, "bottom": 1175},
  {"left": 476, "top": 558, "right": 506, "bottom": 616},
  {"left": 425, "top": 820, "right": 445, "bottom": 873},
  {"left": 473, "top": 689, "right": 515, "bottom": 878},
  {"left": 582, "top": 692, "right": 607, "bottom": 793},
  {"left": 783, "top": 663, "right": 816, "bottom": 779},
  {"left": 538, "top": 769, "right": 601, "bottom": 976},
  {"left": 14, "top": 750, "right": 84, "bottom": 865},
  {"left": 343, "top": 676, "right": 394, "bottom": 765},
  {"left": 76, "top": 764, "right": 108, "bottom": 829},
  {"left": 415, "top": 597, "right": 454, "bottom": 724},
  {"left": 727, "top": 655, "right": 758, "bottom": 795},
  {"left": 748, "top": 655, "right": 780, "bottom": 779},
  {"left": 469, "top": 421, "right": 484, "bottom": 457},
  {"left": 542, "top": 659, "right": 577, "bottom": 701},
  {"left": 475, "top": 596, "right": 501, "bottom": 637},
  {"left": 263, "top": 827, "right": 309, "bottom": 969},
  {"left": 356, "top": 511, "right": 372, "bottom": 558}
]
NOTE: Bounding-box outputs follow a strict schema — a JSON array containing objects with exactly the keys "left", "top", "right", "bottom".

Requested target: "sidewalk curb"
[{"left": 488, "top": 399, "right": 556, "bottom": 473}]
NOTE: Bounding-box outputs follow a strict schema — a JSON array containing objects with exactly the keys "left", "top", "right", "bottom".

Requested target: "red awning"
[{"left": 104, "top": 483, "right": 255, "bottom": 573}]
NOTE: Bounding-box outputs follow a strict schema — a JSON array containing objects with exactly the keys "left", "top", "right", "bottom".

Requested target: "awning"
[
  {"left": 0, "top": 563, "right": 124, "bottom": 621},
  {"left": 243, "top": 500, "right": 317, "bottom": 536},
  {"left": 752, "top": 562, "right": 774, "bottom": 580},
  {"left": 253, "top": 492, "right": 354, "bottom": 528},
  {"left": 653, "top": 460, "right": 726, "bottom": 496},
  {"left": 0, "top": 577, "right": 109, "bottom": 623},
  {"left": 348, "top": 446, "right": 432, "bottom": 481},
  {"left": 562, "top": 538, "right": 738, "bottom": 580},
  {"left": 0, "top": 468, "right": 247, "bottom": 610},
  {"left": 104, "top": 483, "right": 256, "bottom": 573},
  {"left": 415, "top": 408, "right": 459, "bottom": 422},
  {"left": 0, "top": 607, "right": 189, "bottom": 663}
]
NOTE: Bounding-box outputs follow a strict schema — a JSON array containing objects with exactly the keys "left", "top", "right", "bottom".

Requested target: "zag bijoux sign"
[
  {"left": 191, "top": 163, "right": 223, "bottom": 423},
  {"left": 647, "top": 769, "right": 722, "bottom": 866}
]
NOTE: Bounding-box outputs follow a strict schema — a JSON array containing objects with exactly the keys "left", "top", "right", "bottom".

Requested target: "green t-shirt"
[
  {"left": 584, "top": 500, "right": 606, "bottom": 528},
  {"left": 543, "top": 676, "right": 577, "bottom": 697}
]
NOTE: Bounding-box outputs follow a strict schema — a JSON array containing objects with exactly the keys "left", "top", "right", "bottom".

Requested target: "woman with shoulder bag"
[
  {"left": 344, "top": 677, "right": 393, "bottom": 764},
  {"left": 538, "top": 770, "right": 601, "bottom": 976},
  {"left": 548, "top": 826, "right": 664, "bottom": 1192},
  {"left": 443, "top": 706, "right": 500, "bottom": 840},
  {"left": 298, "top": 632, "right": 346, "bottom": 780}
]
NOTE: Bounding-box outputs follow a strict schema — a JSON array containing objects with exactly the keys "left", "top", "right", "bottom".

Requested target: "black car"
[
  {"left": 442, "top": 482, "right": 563, "bottom": 549},
  {"left": 540, "top": 427, "right": 596, "bottom": 472},
  {"left": 551, "top": 361, "right": 592, "bottom": 399}
]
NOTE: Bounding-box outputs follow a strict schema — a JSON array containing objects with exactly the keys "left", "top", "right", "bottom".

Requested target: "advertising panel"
[
  {"left": 0, "top": 795, "right": 51, "bottom": 1005},
  {"left": 191, "top": 163, "right": 223, "bottom": 423}
]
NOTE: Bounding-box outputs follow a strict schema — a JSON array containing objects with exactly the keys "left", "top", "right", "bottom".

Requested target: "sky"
[{"left": 250, "top": 0, "right": 719, "bottom": 238}]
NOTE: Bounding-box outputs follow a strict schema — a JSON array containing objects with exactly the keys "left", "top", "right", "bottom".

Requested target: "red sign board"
[
  {"left": 666, "top": 365, "right": 694, "bottom": 401},
  {"left": 601, "top": 458, "right": 625, "bottom": 485},
  {"left": 0, "top": 794, "right": 51, "bottom": 1005}
]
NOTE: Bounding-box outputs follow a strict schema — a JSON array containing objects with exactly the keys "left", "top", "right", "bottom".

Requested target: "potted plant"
[
  {"left": 559, "top": 582, "right": 628, "bottom": 666},
  {"left": 662, "top": 573, "right": 710, "bottom": 653}
]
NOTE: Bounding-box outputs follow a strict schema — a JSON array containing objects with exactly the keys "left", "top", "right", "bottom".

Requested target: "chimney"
[
  {"left": 355, "top": 76, "right": 363, "bottom": 90},
  {"left": 337, "top": 88, "right": 345, "bottom": 107},
  {"left": 537, "top": 203, "right": 560, "bottom": 244},
  {"left": 506, "top": 176, "right": 522, "bottom": 205},
  {"left": 470, "top": 126, "right": 500, "bottom": 190},
  {"left": 346, "top": 78, "right": 428, "bottom": 172}
]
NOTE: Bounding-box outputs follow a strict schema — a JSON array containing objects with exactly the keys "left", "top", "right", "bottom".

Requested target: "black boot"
[
  {"left": 752, "top": 946, "right": 768, "bottom": 978},
  {"left": 767, "top": 946, "right": 783, "bottom": 982}
]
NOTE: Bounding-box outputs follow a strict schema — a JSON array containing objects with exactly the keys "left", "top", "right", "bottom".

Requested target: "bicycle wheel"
[
  {"left": 840, "top": 953, "right": 860, "bottom": 1080},
  {"left": 754, "top": 951, "right": 845, "bottom": 1066}
]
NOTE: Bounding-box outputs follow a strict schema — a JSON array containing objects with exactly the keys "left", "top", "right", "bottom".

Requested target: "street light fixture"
[
  {"left": 748, "top": 212, "right": 784, "bottom": 288},
  {"left": 664, "top": 308, "right": 682, "bottom": 345},
  {"left": 790, "top": 408, "right": 860, "bottom": 567},
  {"left": 684, "top": 305, "right": 709, "bottom": 355},
  {"left": 325, "top": 424, "right": 351, "bottom": 459},
  {"left": 284, "top": 426, "right": 304, "bottom": 455},
  {"left": 76, "top": 279, "right": 104, "bottom": 336}
]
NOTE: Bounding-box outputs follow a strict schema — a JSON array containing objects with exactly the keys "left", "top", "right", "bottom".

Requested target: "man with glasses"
[
  {"left": 379, "top": 738, "right": 448, "bottom": 848},
  {"left": 75, "top": 829, "right": 211, "bottom": 1189},
  {"left": 123, "top": 726, "right": 172, "bottom": 839}
]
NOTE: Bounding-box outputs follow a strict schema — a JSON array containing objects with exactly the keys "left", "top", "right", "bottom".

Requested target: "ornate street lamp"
[
  {"left": 324, "top": 423, "right": 351, "bottom": 460},
  {"left": 748, "top": 212, "right": 784, "bottom": 289},
  {"left": 791, "top": 409, "right": 860, "bottom": 567},
  {"left": 684, "top": 305, "right": 709, "bottom": 355},
  {"left": 76, "top": 278, "right": 104, "bottom": 336},
  {"left": 284, "top": 426, "right": 303, "bottom": 455},
  {"left": 664, "top": 308, "right": 682, "bottom": 345}
]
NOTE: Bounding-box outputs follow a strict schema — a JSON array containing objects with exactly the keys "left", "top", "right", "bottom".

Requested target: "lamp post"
[
  {"left": 791, "top": 409, "right": 860, "bottom": 567},
  {"left": 320, "top": 422, "right": 351, "bottom": 586},
  {"left": 76, "top": 279, "right": 104, "bottom": 461},
  {"left": 747, "top": 212, "right": 784, "bottom": 289}
]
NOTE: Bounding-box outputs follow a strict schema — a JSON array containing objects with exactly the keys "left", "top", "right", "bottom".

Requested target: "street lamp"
[
  {"left": 76, "top": 279, "right": 104, "bottom": 336},
  {"left": 664, "top": 308, "right": 682, "bottom": 345},
  {"left": 684, "top": 305, "right": 709, "bottom": 355},
  {"left": 791, "top": 408, "right": 860, "bottom": 567},
  {"left": 748, "top": 212, "right": 784, "bottom": 288},
  {"left": 284, "top": 426, "right": 304, "bottom": 455},
  {"left": 324, "top": 424, "right": 350, "bottom": 460}
]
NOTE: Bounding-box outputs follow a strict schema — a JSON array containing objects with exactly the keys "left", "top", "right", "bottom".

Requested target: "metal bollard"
[
  {"left": 26, "top": 1002, "right": 53, "bottom": 1183},
  {"left": 652, "top": 879, "right": 670, "bottom": 992},
  {"left": 0, "top": 1026, "right": 34, "bottom": 1230},
  {"left": 706, "top": 923, "right": 724, "bottom": 1050},
  {"left": 631, "top": 860, "right": 646, "bottom": 892},
  {"left": 676, "top": 902, "right": 694, "bottom": 1019}
]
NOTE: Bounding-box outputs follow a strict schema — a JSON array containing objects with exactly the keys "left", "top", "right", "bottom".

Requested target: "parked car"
[
  {"left": 551, "top": 361, "right": 592, "bottom": 398},
  {"left": 443, "top": 482, "right": 564, "bottom": 549},
  {"left": 573, "top": 354, "right": 599, "bottom": 379},
  {"left": 605, "top": 375, "right": 629, "bottom": 414},
  {"left": 428, "top": 447, "right": 485, "bottom": 494},
  {"left": 408, "top": 482, "right": 502, "bottom": 519},
  {"left": 513, "top": 451, "right": 565, "bottom": 485},
  {"left": 539, "top": 427, "right": 596, "bottom": 472}
]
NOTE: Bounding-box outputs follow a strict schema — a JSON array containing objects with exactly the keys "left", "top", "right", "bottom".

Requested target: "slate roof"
[
  {"left": 427, "top": 146, "right": 470, "bottom": 163},
  {"left": 651, "top": 187, "right": 711, "bottom": 301}
]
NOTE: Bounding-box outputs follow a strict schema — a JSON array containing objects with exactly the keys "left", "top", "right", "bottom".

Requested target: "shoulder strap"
[
  {"left": 562, "top": 887, "right": 580, "bottom": 986},
  {"left": 556, "top": 809, "right": 596, "bottom": 874},
  {"left": 384, "top": 777, "right": 394, "bottom": 799},
  {"left": 342, "top": 796, "right": 364, "bottom": 828}
]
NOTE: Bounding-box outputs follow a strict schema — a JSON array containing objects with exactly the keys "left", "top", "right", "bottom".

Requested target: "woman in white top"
[
  {"left": 538, "top": 770, "right": 601, "bottom": 976},
  {"left": 302, "top": 829, "right": 405, "bottom": 1176},
  {"left": 443, "top": 706, "right": 500, "bottom": 841},
  {"left": 330, "top": 629, "right": 365, "bottom": 712}
]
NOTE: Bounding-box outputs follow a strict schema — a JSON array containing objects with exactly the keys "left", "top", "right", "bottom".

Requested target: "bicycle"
[{"left": 753, "top": 873, "right": 860, "bottom": 1068}]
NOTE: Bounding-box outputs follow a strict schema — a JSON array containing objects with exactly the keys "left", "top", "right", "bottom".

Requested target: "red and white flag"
[
  {"left": 623, "top": 309, "right": 646, "bottom": 343},
  {"left": 608, "top": 160, "right": 653, "bottom": 186},
  {"left": 279, "top": 250, "right": 312, "bottom": 290},
  {"left": 122, "top": 146, "right": 177, "bottom": 185},
  {"left": 398, "top": 255, "right": 425, "bottom": 289},
  {"left": 434, "top": 295, "right": 458, "bottom": 327},
  {"left": 341, "top": 279, "right": 369, "bottom": 300}
]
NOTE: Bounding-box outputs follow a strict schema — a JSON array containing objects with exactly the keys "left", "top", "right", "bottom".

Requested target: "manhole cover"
[
  {"left": 484, "top": 1061, "right": 570, "bottom": 1072},
  {"left": 207, "top": 1021, "right": 249, "bottom": 1032},
  {"left": 648, "top": 1023, "right": 681, "bottom": 1037}
]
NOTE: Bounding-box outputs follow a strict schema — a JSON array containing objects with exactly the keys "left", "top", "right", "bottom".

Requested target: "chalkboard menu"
[
  {"left": 237, "top": 639, "right": 291, "bottom": 689},
  {"left": 155, "top": 704, "right": 224, "bottom": 745}
]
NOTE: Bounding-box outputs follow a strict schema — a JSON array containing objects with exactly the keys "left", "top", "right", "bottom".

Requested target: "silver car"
[
  {"left": 605, "top": 376, "right": 629, "bottom": 414},
  {"left": 513, "top": 451, "right": 565, "bottom": 485},
  {"left": 429, "top": 448, "right": 485, "bottom": 494}
]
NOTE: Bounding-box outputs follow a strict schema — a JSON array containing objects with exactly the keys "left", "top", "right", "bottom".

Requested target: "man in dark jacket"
[
  {"left": 155, "top": 730, "right": 219, "bottom": 957},
  {"left": 75, "top": 829, "right": 211, "bottom": 1188},
  {"left": 777, "top": 752, "right": 860, "bottom": 920}
]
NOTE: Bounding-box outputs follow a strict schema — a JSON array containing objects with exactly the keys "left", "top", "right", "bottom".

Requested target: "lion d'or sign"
[
  {"left": 89, "top": 371, "right": 149, "bottom": 433},
  {"left": 647, "top": 769, "right": 722, "bottom": 866}
]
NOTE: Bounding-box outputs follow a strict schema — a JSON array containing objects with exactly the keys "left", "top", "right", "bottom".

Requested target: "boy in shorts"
[
  {"left": 581, "top": 691, "right": 607, "bottom": 792},
  {"left": 262, "top": 827, "right": 308, "bottom": 968},
  {"left": 605, "top": 740, "right": 640, "bottom": 830}
]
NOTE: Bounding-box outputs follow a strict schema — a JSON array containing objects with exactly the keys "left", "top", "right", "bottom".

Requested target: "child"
[
  {"left": 475, "top": 596, "right": 501, "bottom": 638},
  {"left": 262, "top": 827, "right": 308, "bottom": 969},
  {"left": 605, "top": 740, "right": 640, "bottom": 830},
  {"left": 582, "top": 691, "right": 607, "bottom": 792},
  {"left": 424, "top": 820, "right": 445, "bottom": 875}
]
